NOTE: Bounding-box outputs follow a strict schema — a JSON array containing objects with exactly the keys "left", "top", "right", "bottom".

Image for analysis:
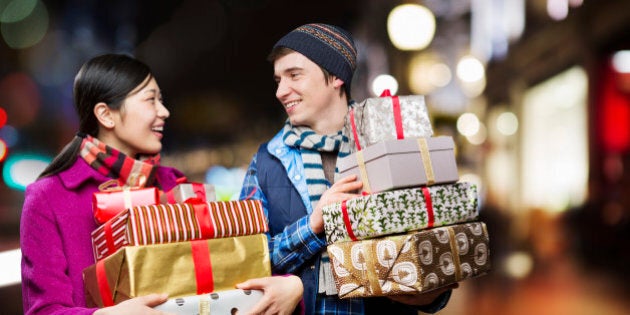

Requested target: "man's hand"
[
  {"left": 387, "top": 283, "right": 458, "bottom": 306},
  {"left": 310, "top": 175, "right": 362, "bottom": 234}
]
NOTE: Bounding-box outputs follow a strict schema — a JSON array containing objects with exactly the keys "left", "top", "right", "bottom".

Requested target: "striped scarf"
[
  {"left": 78, "top": 134, "right": 159, "bottom": 188},
  {"left": 282, "top": 120, "right": 351, "bottom": 295}
]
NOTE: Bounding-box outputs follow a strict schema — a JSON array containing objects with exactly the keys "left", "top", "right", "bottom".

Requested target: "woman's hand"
[
  {"left": 93, "top": 293, "right": 173, "bottom": 315},
  {"left": 236, "top": 275, "right": 304, "bottom": 315}
]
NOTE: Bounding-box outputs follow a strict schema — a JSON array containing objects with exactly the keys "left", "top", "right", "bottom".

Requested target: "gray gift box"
[
  {"left": 337, "top": 136, "right": 458, "bottom": 193},
  {"left": 345, "top": 94, "right": 433, "bottom": 152}
]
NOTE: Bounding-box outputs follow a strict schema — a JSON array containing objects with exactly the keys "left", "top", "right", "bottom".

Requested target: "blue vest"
[{"left": 255, "top": 143, "right": 321, "bottom": 314}]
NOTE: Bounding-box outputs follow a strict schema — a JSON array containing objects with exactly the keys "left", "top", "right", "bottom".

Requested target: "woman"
[{"left": 20, "top": 54, "right": 303, "bottom": 315}]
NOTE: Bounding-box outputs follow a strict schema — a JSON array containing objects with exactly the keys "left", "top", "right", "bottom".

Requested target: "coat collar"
[{"left": 58, "top": 158, "right": 110, "bottom": 190}]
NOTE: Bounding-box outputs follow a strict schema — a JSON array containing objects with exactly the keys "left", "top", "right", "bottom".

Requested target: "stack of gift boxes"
[
  {"left": 82, "top": 180, "right": 270, "bottom": 313},
  {"left": 322, "top": 91, "right": 491, "bottom": 299}
]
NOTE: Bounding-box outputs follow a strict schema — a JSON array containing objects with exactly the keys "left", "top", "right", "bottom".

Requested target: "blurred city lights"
[
  {"left": 2, "top": 154, "right": 51, "bottom": 191},
  {"left": 409, "top": 52, "right": 453, "bottom": 95},
  {"left": 612, "top": 50, "right": 630, "bottom": 73},
  {"left": 457, "top": 112, "right": 481, "bottom": 137},
  {"left": 0, "top": 0, "right": 37, "bottom": 23},
  {"left": 205, "top": 165, "right": 246, "bottom": 201},
  {"left": 466, "top": 122, "right": 487, "bottom": 145},
  {"left": 547, "top": 0, "right": 569, "bottom": 21},
  {"left": 371, "top": 74, "right": 398, "bottom": 96},
  {"left": 0, "top": 106, "right": 6, "bottom": 127},
  {"left": 0, "top": 249, "right": 21, "bottom": 287},
  {"left": 0, "top": 73, "right": 41, "bottom": 127},
  {"left": 496, "top": 111, "right": 519, "bottom": 136},
  {"left": 0, "top": 124, "right": 18, "bottom": 147},
  {"left": 0, "top": 139, "right": 7, "bottom": 162},
  {"left": 456, "top": 55, "right": 485, "bottom": 83},
  {"left": 504, "top": 251, "right": 534, "bottom": 279},
  {"left": 0, "top": 0, "right": 48, "bottom": 49},
  {"left": 387, "top": 4, "right": 436, "bottom": 51}
]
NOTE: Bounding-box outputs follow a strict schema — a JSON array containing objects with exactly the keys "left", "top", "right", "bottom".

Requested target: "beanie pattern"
[
  {"left": 295, "top": 24, "right": 357, "bottom": 70},
  {"left": 274, "top": 23, "right": 357, "bottom": 90}
]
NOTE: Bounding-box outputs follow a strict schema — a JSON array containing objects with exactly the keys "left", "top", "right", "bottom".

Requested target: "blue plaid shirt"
[{"left": 240, "top": 133, "right": 450, "bottom": 314}]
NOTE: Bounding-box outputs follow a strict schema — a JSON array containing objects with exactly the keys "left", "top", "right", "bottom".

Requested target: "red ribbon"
[
  {"left": 349, "top": 107, "right": 362, "bottom": 151},
  {"left": 341, "top": 200, "right": 358, "bottom": 241},
  {"left": 165, "top": 189, "right": 176, "bottom": 203},
  {"left": 103, "top": 220, "right": 116, "bottom": 258},
  {"left": 192, "top": 183, "right": 207, "bottom": 200},
  {"left": 96, "top": 260, "right": 114, "bottom": 307},
  {"left": 189, "top": 200, "right": 215, "bottom": 239},
  {"left": 421, "top": 187, "right": 435, "bottom": 228},
  {"left": 380, "top": 89, "right": 404, "bottom": 139},
  {"left": 191, "top": 240, "right": 214, "bottom": 294}
]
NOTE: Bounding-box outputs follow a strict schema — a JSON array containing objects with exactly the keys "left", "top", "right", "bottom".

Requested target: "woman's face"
[{"left": 107, "top": 76, "right": 169, "bottom": 157}]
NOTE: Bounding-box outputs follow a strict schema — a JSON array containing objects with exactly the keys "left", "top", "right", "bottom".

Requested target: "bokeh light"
[
  {"left": 387, "top": 4, "right": 436, "bottom": 51},
  {"left": 0, "top": 0, "right": 37, "bottom": 23},
  {"left": 456, "top": 55, "right": 485, "bottom": 83},
  {"left": 371, "top": 74, "right": 398, "bottom": 96},
  {"left": 496, "top": 111, "right": 519, "bottom": 136},
  {"left": 2, "top": 154, "right": 51, "bottom": 191},
  {"left": 0, "top": 0, "right": 48, "bottom": 49},
  {"left": 0, "top": 73, "right": 41, "bottom": 127},
  {"left": 0, "top": 124, "right": 18, "bottom": 147},
  {"left": 612, "top": 50, "right": 630, "bottom": 73},
  {"left": 0, "top": 139, "right": 7, "bottom": 162},
  {"left": 205, "top": 165, "right": 246, "bottom": 201},
  {"left": 457, "top": 112, "right": 481, "bottom": 137},
  {"left": 0, "top": 106, "right": 6, "bottom": 127},
  {"left": 409, "top": 53, "right": 452, "bottom": 95}
]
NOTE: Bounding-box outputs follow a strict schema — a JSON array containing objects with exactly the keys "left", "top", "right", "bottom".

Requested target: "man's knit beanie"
[{"left": 273, "top": 23, "right": 357, "bottom": 92}]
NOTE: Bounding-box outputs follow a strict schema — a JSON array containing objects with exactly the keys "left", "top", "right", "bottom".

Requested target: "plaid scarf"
[
  {"left": 282, "top": 120, "right": 352, "bottom": 295},
  {"left": 78, "top": 134, "right": 159, "bottom": 188}
]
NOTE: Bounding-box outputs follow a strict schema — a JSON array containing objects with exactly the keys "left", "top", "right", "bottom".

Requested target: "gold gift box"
[
  {"left": 83, "top": 234, "right": 270, "bottom": 307},
  {"left": 327, "top": 222, "right": 490, "bottom": 298}
]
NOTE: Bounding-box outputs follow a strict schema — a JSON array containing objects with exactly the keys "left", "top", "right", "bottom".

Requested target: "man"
[{"left": 241, "top": 23, "right": 454, "bottom": 314}]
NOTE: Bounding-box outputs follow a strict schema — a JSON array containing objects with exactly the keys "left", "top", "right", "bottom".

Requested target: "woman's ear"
[{"left": 94, "top": 102, "right": 115, "bottom": 129}]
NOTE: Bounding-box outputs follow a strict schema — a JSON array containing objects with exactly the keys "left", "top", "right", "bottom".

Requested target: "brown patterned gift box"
[
  {"left": 322, "top": 182, "right": 478, "bottom": 244},
  {"left": 326, "top": 222, "right": 490, "bottom": 298},
  {"left": 345, "top": 92, "right": 433, "bottom": 152},
  {"left": 336, "top": 136, "right": 459, "bottom": 194},
  {"left": 91, "top": 200, "right": 267, "bottom": 261},
  {"left": 83, "top": 234, "right": 271, "bottom": 307}
]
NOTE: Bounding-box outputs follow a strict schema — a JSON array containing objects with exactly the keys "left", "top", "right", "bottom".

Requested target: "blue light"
[{"left": 2, "top": 154, "right": 51, "bottom": 191}]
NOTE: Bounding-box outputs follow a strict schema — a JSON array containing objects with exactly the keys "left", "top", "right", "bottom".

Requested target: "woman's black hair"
[{"left": 38, "top": 54, "right": 153, "bottom": 179}]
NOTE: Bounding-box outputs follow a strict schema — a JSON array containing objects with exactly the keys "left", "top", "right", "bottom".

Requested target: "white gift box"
[{"left": 154, "top": 289, "right": 263, "bottom": 314}]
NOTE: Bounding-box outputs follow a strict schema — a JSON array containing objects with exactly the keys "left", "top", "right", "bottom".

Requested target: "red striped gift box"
[{"left": 91, "top": 200, "right": 267, "bottom": 261}]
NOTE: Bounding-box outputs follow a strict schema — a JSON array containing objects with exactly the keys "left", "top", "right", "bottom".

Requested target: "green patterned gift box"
[
  {"left": 322, "top": 182, "right": 478, "bottom": 244},
  {"left": 327, "top": 222, "right": 490, "bottom": 299}
]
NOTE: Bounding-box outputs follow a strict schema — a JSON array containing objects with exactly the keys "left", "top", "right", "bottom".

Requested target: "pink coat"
[{"left": 20, "top": 157, "right": 184, "bottom": 314}]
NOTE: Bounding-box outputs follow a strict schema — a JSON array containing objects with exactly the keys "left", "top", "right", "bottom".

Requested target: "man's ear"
[
  {"left": 94, "top": 102, "right": 115, "bottom": 128},
  {"left": 332, "top": 77, "right": 344, "bottom": 89}
]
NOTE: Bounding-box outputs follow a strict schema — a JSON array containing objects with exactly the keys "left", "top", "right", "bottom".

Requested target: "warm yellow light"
[
  {"left": 387, "top": 4, "right": 436, "bottom": 51},
  {"left": 456, "top": 55, "right": 485, "bottom": 83},
  {"left": 371, "top": 74, "right": 399, "bottom": 96},
  {"left": 457, "top": 113, "right": 480, "bottom": 137},
  {"left": 496, "top": 111, "right": 519, "bottom": 136}
]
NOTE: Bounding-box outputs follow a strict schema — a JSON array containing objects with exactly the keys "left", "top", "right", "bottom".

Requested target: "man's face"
[{"left": 273, "top": 51, "right": 341, "bottom": 129}]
